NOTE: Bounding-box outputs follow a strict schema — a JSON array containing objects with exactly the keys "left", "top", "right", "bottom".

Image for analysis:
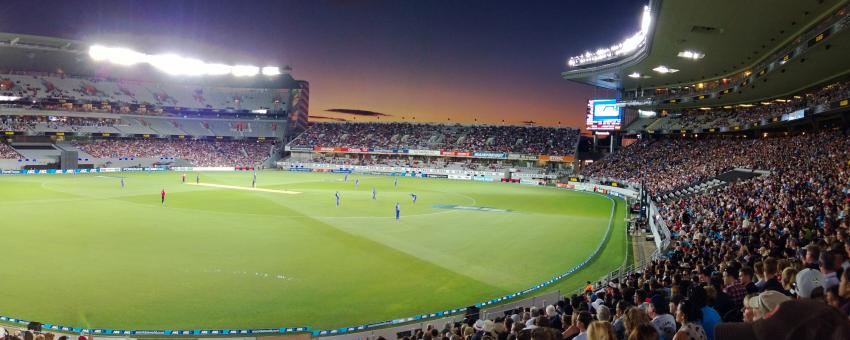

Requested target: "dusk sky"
[{"left": 1, "top": 0, "right": 639, "bottom": 128}]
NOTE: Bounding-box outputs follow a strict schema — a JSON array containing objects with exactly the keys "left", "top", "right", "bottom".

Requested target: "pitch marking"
[{"left": 187, "top": 182, "right": 302, "bottom": 194}]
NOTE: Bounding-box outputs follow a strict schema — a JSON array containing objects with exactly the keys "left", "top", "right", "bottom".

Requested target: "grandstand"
[
  {"left": 554, "top": 1, "right": 850, "bottom": 340},
  {"left": 0, "top": 33, "right": 305, "bottom": 170}
]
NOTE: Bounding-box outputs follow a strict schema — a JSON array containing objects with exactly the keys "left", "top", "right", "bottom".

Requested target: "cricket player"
[
  {"left": 411, "top": 193, "right": 417, "bottom": 204},
  {"left": 372, "top": 187, "right": 377, "bottom": 200},
  {"left": 335, "top": 191, "right": 341, "bottom": 207},
  {"left": 120, "top": 177, "right": 125, "bottom": 188},
  {"left": 394, "top": 177, "right": 398, "bottom": 188},
  {"left": 252, "top": 171, "right": 257, "bottom": 188},
  {"left": 196, "top": 174, "right": 200, "bottom": 184},
  {"left": 182, "top": 173, "right": 186, "bottom": 183},
  {"left": 395, "top": 202, "right": 401, "bottom": 220},
  {"left": 161, "top": 189, "right": 166, "bottom": 206},
  {"left": 355, "top": 178, "right": 359, "bottom": 189}
]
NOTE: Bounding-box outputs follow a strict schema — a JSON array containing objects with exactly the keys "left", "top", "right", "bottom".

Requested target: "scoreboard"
[{"left": 586, "top": 99, "right": 622, "bottom": 131}]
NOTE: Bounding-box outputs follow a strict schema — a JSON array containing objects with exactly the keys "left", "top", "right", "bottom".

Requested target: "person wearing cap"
[
  {"left": 795, "top": 268, "right": 825, "bottom": 299},
  {"left": 647, "top": 295, "right": 676, "bottom": 340},
  {"left": 715, "top": 299, "right": 850, "bottom": 340},
  {"left": 470, "top": 319, "right": 487, "bottom": 340},
  {"left": 742, "top": 290, "right": 790, "bottom": 322}
]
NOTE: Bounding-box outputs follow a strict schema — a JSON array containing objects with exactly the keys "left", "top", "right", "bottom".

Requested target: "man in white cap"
[
  {"left": 794, "top": 268, "right": 824, "bottom": 299},
  {"left": 743, "top": 290, "right": 790, "bottom": 322}
]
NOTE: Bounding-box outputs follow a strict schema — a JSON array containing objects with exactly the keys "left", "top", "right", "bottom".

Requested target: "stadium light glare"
[
  {"left": 677, "top": 50, "right": 705, "bottom": 60},
  {"left": 567, "top": 5, "right": 651, "bottom": 67},
  {"left": 628, "top": 72, "right": 641, "bottom": 78},
  {"left": 88, "top": 44, "right": 275, "bottom": 77},
  {"left": 652, "top": 66, "right": 678, "bottom": 74},
  {"left": 204, "top": 63, "right": 233, "bottom": 76},
  {"left": 88, "top": 45, "right": 148, "bottom": 66},
  {"left": 232, "top": 65, "right": 260, "bottom": 77},
  {"left": 149, "top": 54, "right": 208, "bottom": 76},
  {"left": 261, "top": 66, "right": 281, "bottom": 76}
]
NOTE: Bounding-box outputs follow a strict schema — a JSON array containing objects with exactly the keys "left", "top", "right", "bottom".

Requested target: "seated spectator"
[
  {"left": 715, "top": 299, "right": 850, "bottom": 340},
  {"left": 673, "top": 300, "right": 707, "bottom": 340}
]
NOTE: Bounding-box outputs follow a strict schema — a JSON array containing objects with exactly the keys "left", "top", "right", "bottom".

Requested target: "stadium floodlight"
[
  {"left": 232, "top": 65, "right": 260, "bottom": 77},
  {"left": 149, "top": 54, "right": 208, "bottom": 76},
  {"left": 204, "top": 63, "right": 233, "bottom": 76},
  {"left": 652, "top": 66, "right": 678, "bottom": 74},
  {"left": 89, "top": 45, "right": 147, "bottom": 66},
  {"left": 677, "top": 50, "right": 705, "bottom": 60},
  {"left": 628, "top": 72, "right": 641, "bottom": 78},
  {"left": 261, "top": 66, "right": 281, "bottom": 76},
  {"left": 88, "top": 44, "right": 276, "bottom": 77},
  {"left": 567, "top": 5, "right": 651, "bottom": 67}
]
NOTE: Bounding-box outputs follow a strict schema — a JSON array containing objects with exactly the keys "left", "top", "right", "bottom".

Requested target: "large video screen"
[{"left": 586, "top": 99, "right": 622, "bottom": 131}]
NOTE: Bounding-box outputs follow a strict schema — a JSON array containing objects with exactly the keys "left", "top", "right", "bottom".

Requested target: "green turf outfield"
[{"left": 0, "top": 171, "right": 627, "bottom": 330}]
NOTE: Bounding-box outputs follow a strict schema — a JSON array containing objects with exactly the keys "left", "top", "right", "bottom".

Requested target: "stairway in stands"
[{"left": 659, "top": 168, "right": 768, "bottom": 201}]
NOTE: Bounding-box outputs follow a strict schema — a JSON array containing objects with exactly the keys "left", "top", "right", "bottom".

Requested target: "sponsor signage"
[{"left": 472, "top": 151, "right": 507, "bottom": 159}]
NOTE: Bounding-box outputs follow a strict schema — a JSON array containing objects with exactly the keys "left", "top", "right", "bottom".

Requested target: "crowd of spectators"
[
  {"left": 74, "top": 139, "right": 272, "bottom": 167},
  {"left": 0, "top": 142, "right": 19, "bottom": 159},
  {"left": 289, "top": 122, "right": 580, "bottom": 156},
  {"left": 393, "top": 129, "right": 850, "bottom": 340},
  {"left": 581, "top": 133, "right": 835, "bottom": 197},
  {"left": 651, "top": 80, "right": 850, "bottom": 131},
  {"left": 0, "top": 115, "right": 117, "bottom": 132}
]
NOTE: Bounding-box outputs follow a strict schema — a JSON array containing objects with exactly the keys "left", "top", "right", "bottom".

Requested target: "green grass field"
[{"left": 0, "top": 171, "right": 627, "bottom": 331}]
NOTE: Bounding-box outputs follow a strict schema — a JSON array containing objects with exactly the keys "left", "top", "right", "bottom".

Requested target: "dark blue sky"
[{"left": 1, "top": 0, "right": 640, "bottom": 127}]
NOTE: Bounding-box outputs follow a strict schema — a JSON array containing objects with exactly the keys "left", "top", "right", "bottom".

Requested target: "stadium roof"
[
  {"left": 563, "top": 0, "right": 850, "bottom": 107},
  {"left": 0, "top": 32, "right": 300, "bottom": 89}
]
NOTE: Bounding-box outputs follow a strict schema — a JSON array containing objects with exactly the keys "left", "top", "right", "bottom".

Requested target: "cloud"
[
  {"left": 309, "top": 115, "right": 348, "bottom": 122},
  {"left": 325, "top": 108, "right": 391, "bottom": 117}
]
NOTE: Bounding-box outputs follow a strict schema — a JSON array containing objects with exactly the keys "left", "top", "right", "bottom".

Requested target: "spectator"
[
  {"left": 587, "top": 321, "right": 616, "bottom": 340},
  {"left": 673, "top": 300, "right": 707, "bottom": 340},
  {"left": 627, "top": 324, "right": 659, "bottom": 340},
  {"left": 715, "top": 299, "right": 850, "bottom": 340},
  {"left": 647, "top": 295, "right": 676, "bottom": 340}
]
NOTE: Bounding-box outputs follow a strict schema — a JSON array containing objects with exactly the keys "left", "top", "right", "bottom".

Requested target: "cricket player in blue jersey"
[
  {"left": 411, "top": 193, "right": 417, "bottom": 204},
  {"left": 372, "top": 187, "right": 377, "bottom": 200},
  {"left": 395, "top": 202, "right": 400, "bottom": 220},
  {"left": 335, "top": 191, "right": 341, "bottom": 206}
]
